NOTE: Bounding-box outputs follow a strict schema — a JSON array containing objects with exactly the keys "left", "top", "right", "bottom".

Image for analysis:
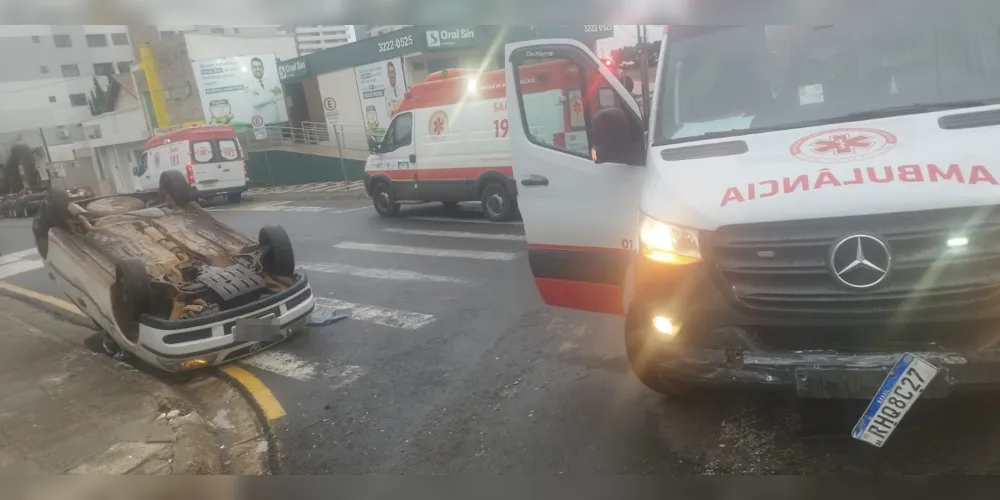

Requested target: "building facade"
[
  {"left": 294, "top": 25, "right": 357, "bottom": 55},
  {"left": 0, "top": 25, "right": 136, "bottom": 150}
]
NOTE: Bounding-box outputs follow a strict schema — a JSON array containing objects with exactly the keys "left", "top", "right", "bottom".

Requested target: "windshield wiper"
[{"left": 656, "top": 99, "right": 1000, "bottom": 146}]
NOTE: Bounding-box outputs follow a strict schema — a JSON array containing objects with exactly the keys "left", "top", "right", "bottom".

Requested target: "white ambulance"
[
  {"left": 135, "top": 125, "right": 248, "bottom": 203},
  {"left": 363, "top": 63, "right": 621, "bottom": 222},
  {"left": 504, "top": 18, "right": 1000, "bottom": 446}
]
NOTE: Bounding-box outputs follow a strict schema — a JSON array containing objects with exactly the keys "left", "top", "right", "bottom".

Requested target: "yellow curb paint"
[
  {"left": 219, "top": 365, "right": 287, "bottom": 421},
  {"left": 0, "top": 281, "right": 84, "bottom": 317}
]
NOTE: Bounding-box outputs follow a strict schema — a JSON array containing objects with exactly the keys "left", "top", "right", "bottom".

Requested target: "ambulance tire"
[
  {"left": 481, "top": 182, "right": 515, "bottom": 222},
  {"left": 372, "top": 182, "right": 399, "bottom": 217}
]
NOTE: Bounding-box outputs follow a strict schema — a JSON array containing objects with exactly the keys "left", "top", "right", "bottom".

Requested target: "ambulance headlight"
[{"left": 639, "top": 214, "right": 702, "bottom": 264}]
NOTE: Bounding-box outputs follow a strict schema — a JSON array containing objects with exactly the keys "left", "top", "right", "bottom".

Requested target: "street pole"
[{"left": 638, "top": 25, "right": 652, "bottom": 129}]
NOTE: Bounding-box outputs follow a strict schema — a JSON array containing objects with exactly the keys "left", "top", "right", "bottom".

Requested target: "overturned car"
[{"left": 32, "top": 170, "right": 315, "bottom": 371}]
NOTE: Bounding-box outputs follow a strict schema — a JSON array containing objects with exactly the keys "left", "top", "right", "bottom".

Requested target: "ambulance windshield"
[{"left": 653, "top": 21, "right": 1000, "bottom": 146}]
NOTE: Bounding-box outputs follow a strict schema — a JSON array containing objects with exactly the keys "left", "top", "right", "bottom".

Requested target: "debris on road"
[{"left": 309, "top": 307, "right": 350, "bottom": 326}]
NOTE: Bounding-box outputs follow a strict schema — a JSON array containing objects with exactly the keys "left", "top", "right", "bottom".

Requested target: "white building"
[
  {"left": 0, "top": 25, "right": 136, "bottom": 149},
  {"left": 294, "top": 25, "right": 357, "bottom": 55},
  {"left": 156, "top": 25, "right": 287, "bottom": 40}
]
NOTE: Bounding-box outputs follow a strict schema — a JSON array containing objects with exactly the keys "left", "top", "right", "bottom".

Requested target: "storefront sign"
[
  {"left": 278, "top": 58, "right": 309, "bottom": 81},
  {"left": 191, "top": 53, "right": 289, "bottom": 131},
  {"left": 424, "top": 27, "right": 478, "bottom": 51}
]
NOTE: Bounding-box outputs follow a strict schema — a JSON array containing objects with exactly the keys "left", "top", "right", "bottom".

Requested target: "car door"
[
  {"left": 505, "top": 39, "right": 647, "bottom": 316},
  {"left": 378, "top": 112, "right": 417, "bottom": 200}
]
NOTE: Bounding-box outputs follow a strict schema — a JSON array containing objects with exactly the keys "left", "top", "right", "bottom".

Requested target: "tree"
[{"left": 611, "top": 40, "right": 661, "bottom": 67}]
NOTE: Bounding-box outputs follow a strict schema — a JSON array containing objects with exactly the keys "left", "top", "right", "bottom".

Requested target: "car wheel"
[
  {"left": 624, "top": 310, "right": 694, "bottom": 397},
  {"left": 481, "top": 182, "right": 515, "bottom": 222},
  {"left": 159, "top": 170, "right": 192, "bottom": 207},
  {"left": 227, "top": 192, "right": 242, "bottom": 204},
  {"left": 259, "top": 225, "right": 295, "bottom": 277},
  {"left": 112, "top": 258, "right": 152, "bottom": 343},
  {"left": 372, "top": 182, "right": 399, "bottom": 217}
]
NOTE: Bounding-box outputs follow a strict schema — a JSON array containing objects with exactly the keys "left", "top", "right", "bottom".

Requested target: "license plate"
[
  {"left": 851, "top": 353, "right": 940, "bottom": 447},
  {"left": 232, "top": 316, "right": 282, "bottom": 342}
]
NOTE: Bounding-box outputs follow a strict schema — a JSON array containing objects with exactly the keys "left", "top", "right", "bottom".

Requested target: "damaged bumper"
[{"left": 134, "top": 275, "right": 315, "bottom": 371}]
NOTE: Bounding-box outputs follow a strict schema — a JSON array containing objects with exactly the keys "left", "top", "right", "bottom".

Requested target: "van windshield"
[{"left": 653, "top": 21, "right": 1000, "bottom": 146}]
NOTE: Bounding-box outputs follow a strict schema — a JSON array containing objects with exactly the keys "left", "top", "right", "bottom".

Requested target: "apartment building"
[
  {"left": 156, "top": 25, "right": 287, "bottom": 40},
  {"left": 294, "top": 25, "right": 357, "bottom": 55},
  {"left": 0, "top": 25, "right": 136, "bottom": 146}
]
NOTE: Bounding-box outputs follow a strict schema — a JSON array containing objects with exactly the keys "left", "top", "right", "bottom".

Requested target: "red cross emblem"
[
  {"left": 429, "top": 111, "right": 448, "bottom": 137},
  {"left": 811, "top": 134, "right": 873, "bottom": 155},
  {"left": 571, "top": 98, "right": 583, "bottom": 116}
]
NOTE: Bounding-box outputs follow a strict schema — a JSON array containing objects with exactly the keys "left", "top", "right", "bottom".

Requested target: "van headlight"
[{"left": 639, "top": 214, "right": 702, "bottom": 264}]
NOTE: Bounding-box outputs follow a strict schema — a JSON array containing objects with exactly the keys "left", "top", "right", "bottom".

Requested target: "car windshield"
[{"left": 654, "top": 22, "right": 1000, "bottom": 146}]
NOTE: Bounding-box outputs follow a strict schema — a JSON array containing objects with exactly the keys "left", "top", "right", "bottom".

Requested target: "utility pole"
[{"left": 636, "top": 25, "right": 652, "bottom": 128}]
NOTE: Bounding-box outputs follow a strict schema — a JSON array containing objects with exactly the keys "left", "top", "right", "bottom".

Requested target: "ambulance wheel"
[
  {"left": 372, "top": 182, "right": 399, "bottom": 217},
  {"left": 227, "top": 192, "right": 242, "bottom": 204},
  {"left": 624, "top": 306, "right": 693, "bottom": 397},
  {"left": 481, "top": 182, "right": 515, "bottom": 222}
]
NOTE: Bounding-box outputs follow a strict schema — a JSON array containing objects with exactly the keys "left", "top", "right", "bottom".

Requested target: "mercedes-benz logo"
[{"left": 830, "top": 234, "right": 891, "bottom": 289}]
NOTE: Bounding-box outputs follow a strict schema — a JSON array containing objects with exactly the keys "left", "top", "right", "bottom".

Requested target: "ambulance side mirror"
[{"left": 590, "top": 107, "right": 645, "bottom": 166}]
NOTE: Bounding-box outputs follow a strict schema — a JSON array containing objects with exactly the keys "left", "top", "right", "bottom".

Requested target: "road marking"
[
  {"left": 301, "top": 263, "right": 467, "bottom": 284},
  {"left": 315, "top": 297, "right": 436, "bottom": 330},
  {"left": 381, "top": 228, "right": 525, "bottom": 241},
  {"left": 0, "top": 260, "right": 44, "bottom": 279},
  {"left": 0, "top": 281, "right": 84, "bottom": 317},
  {"left": 218, "top": 365, "right": 287, "bottom": 421},
  {"left": 328, "top": 206, "right": 371, "bottom": 214},
  {"left": 240, "top": 351, "right": 317, "bottom": 381},
  {"left": 406, "top": 216, "right": 523, "bottom": 226},
  {"left": 0, "top": 248, "right": 39, "bottom": 265},
  {"left": 326, "top": 364, "right": 367, "bottom": 390},
  {"left": 334, "top": 241, "right": 519, "bottom": 261}
]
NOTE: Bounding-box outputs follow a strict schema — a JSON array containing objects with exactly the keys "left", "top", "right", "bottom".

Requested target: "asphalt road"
[{"left": 5, "top": 197, "right": 1000, "bottom": 474}]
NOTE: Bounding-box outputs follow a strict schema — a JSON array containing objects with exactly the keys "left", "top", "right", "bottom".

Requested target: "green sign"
[
  {"left": 423, "top": 26, "right": 479, "bottom": 51},
  {"left": 278, "top": 58, "right": 309, "bottom": 81}
]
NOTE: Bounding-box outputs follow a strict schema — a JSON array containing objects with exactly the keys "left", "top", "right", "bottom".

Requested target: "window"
[
  {"left": 117, "top": 61, "right": 132, "bottom": 73},
  {"left": 69, "top": 93, "right": 88, "bottom": 106},
  {"left": 192, "top": 141, "right": 217, "bottom": 163},
  {"left": 93, "top": 63, "right": 115, "bottom": 76},
  {"left": 31, "top": 36, "right": 39, "bottom": 43},
  {"left": 219, "top": 140, "right": 241, "bottom": 160},
  {"left": 54, "top": 34, "right": 71, "bottom": 47},
  {"left": 210, "top": 27, "right": 225, "bottom": 34},
  {"left": 61, "top": 64, "right": 80, "bottom": 77},
  {"left": 48, "top": 96, "right": 56, "bottom": 103},
  {"left": 111, "top": 33, "right": 128, "bottom": 45},
  {"left": 381, "top": 113, "right": 412, "bottom": 152},
  {"left": 85, "top": 34, "right": 108, "bottom": 47},
  {"left": 40, "top": 65, "right": 48, "bottom": 74}
]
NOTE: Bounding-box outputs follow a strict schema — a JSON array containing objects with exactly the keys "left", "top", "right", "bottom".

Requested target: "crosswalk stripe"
[
  {"left": 333, "top": 241, "right": 519, "bottom": 261},
  {"left": 0, "top": 248, "right": 39, "bottom": 266},
  {"left": 241, "top": 351, "right": 318, "bottom": 381},
  {"left": 381, "top": 228, "right": 525, "bottom": 241},
  {"left": 0, "top": 259, "right": 44, "bottom": 279},
  {"left": 301, "top": 263, "right": 468, "bottom": 284},
  {"left": 406, "top": 216, "right": 523, "bottom": 226},
  {"left": 315, "top": 297, "right": 435, "bottom": 330}
]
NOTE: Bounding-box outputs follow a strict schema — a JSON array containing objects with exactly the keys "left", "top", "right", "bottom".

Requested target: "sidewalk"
[
  {"left": 245, "top": 180, "right": 368, "bottom": 202},
  {"left": 0, "top": 294, "right": 221, "bottom": 474}
]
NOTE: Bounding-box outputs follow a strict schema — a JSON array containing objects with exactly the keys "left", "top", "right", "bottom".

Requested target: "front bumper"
[
  {"left": 628, "top": 256, "right": 1000, "bottom": 398},
  {"left": 135, "top": 277, "right": 315, "bottom": 371}
]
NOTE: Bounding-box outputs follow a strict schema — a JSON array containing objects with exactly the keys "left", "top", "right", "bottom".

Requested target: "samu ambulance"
[
  {"left": 363, "top": 62, "right": 621, "bottom": 222},
  {"left": 504, "top": 17, "right": 1000, "bottom": 447},
  {"left": 135, "top": 125, "right": 248, "bottom": 203}
]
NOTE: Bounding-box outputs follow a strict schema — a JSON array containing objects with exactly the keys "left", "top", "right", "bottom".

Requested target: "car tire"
[
  {"left": 481, "top": 182, "right": 516, "bottom": 222},
  {"left": 624, "top": 312, "right": 694, "bottom": 397},
  {"left": 160, "top": 170, "right": 192, "bottom": 207},
  {"left": 112, "top": 258, "right": 152, "bottom": 343},
  {"left": 227, "top": 192, "right": 242, "bottom": 204},
  {"left": 259, "top": 225, "right": 295, "bottom": 277},
  {"left": 372, "top": 182, "right": 399, "bottom": 217}
]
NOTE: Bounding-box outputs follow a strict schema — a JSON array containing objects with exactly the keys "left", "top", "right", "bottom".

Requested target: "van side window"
[
  {"left": 136, "top": 152, "right": 148, "bottom": 176},
  {"left": 513, "top": 56, "right": 591, "bottom": 158}
]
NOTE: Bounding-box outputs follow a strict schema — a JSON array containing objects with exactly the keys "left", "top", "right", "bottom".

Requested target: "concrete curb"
[
  {"left": 0, "top": 282, "right": 93, "bottom": 328},
  {"left": 214, "top": 367, "right": 283, "bottom": 474},
  {"left": 171, "top": 411, "right": 223, "bottom": 474}
]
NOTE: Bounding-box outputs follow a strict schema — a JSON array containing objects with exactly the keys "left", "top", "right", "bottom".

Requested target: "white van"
[
  {"left": 503, "top": 16, "right": 1000, "bottom": 443},
  {"left": 363, "top": 65, "right": 621, "bottom": 221},
  {"left": 135, "top": 125, "right": 248, "bottom": 203}
]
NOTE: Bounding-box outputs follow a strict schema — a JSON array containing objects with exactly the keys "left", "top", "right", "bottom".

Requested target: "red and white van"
[
  {"left": 363, "top": 61, "right": 624, "bottom": 221},
  {"left": 135, "top": 125, "right": 248, "bottom": 203}
]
